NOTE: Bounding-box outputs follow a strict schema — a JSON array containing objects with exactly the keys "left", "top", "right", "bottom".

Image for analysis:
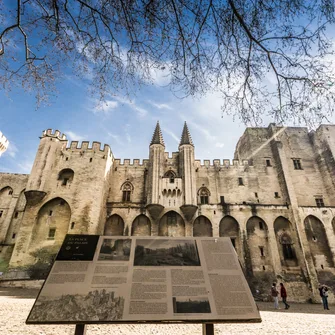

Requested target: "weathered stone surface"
[{"left": 1, "top": 124, "right": 335, "bottom": 303}]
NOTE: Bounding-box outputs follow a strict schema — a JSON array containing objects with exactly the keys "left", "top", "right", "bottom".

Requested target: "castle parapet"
[
  {"left": 194, "top": 159, "right": 252, "bottom": 169},
  {"left": 113, "top": 158, "right": 149, "bottom": 167},
  {"left": 42, "top": 129, "right": 67, "bottom": 140},
  {"left": 66, "top": 141, "right": 112, "bottom": 156}
]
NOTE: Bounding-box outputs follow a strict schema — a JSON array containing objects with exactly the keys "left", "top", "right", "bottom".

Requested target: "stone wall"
[{"left": 1, "top": 124, "right": 335, "bottom": 303}]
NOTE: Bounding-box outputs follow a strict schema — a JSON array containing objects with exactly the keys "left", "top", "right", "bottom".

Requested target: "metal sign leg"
[
  {"left": 202, "top": 323, "right": 214, "bottom": 335},
  {"left": 74, "top": 324, "right": 86, "bottom": 335}
]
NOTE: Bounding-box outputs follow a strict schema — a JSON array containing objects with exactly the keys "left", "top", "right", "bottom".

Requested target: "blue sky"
[
  {"left": 1, "top": 65, "right": 335, "bottom": 174},
  {"left": 1, "top": 2, "right": 335, "bottom": 174},
  {"left": 0, "top": 70, "right": 249, "bottom": 174}
]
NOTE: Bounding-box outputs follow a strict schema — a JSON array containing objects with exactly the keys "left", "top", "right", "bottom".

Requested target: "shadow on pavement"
[{"left": 0, "top": 287, "right": 39, "bottom": 299}]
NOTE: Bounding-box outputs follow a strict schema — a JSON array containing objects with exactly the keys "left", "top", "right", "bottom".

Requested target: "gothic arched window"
[
  {"left": 121, "top": 182, "right": 133, "bottom": 202},
  {"left": 280, "top": 233, "right": 295, "bottom": 260},
  {"left": 164, "top": 170, "right": 176, "bottom": 183},
  {"left": 198, "top": 187, "right": 210, "bottom": 205}
]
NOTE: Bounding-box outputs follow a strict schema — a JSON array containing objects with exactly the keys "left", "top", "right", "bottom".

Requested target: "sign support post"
[
  {"left": 74, "top": 324, "right": 86, "bottom": 335},
  {"left": 202, "top": 323, "right": 214, "bottom": 335}
]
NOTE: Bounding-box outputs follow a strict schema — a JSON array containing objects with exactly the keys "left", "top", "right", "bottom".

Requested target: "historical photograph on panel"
[
  {"left": 98, "top": 238, "right": 131, "bottom": 261},
  {"left": 172, "top": 297, "right": 211, "bottom": 313},
  {"left": 134, "top": 239, "right": 200, "bottom": 266},
  {"left": 56, "top": 235, "right": 100, "bottom": 261},
  {"left": 27, "top": 289, "right": 124, "bottom": 322}
]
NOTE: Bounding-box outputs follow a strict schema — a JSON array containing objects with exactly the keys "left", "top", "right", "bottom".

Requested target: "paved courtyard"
[{"left": 0, "top": 287, "right": 334, "bottom": 335}]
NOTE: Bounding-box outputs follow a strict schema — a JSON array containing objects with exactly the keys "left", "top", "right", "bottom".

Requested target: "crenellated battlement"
[
  {"left": 65, "top": 141, "right": 112, "bottom": 156},
  {"left": 42, "top": 129, "right": 67, "bottom": 140},
  {"left": 164, "top": 152, "right": 179, "bottom": 159},
  {"left": 113, "top": 158, "right": 150, "bottom": 167},
  {"left": 41, "top": 130, "right": 112, "bottom": 156},
  {"left": 194, "top": 159, "right": 250, "bottom": 168}
]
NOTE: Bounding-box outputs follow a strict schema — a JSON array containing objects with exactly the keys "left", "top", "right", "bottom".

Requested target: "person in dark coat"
[
  {"left": 319, "top": 285, "right": 330, "bottom": 310},
  {"left": 280, "top": 283, "right": 290, "bottom": 309}
]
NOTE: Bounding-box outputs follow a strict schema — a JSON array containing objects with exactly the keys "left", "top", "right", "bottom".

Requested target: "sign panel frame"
[{"left": 26, "top": 235, "right": 261, "bottom": 325}]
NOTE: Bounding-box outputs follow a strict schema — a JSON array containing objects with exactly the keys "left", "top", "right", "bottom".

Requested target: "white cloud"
[
  {"left": 162, "top": 127, "right": 179, "bottom": 143},
  {"left": 148, "top": 100, "right": 173, "bottom": 110},
  {"left": 108, "top": 132, "right": 122, "bottom": 145},
  {"left": 93, "top": 100, "right": 118, "bottom": 114},
  {"left": 5, "top": 142, "right": 18, "bottom": 158},
  {"left": 114, "top": 96, "right": 148, "bottom": 118},
  {"left": 17, "top": 160, "right": 33, "bottom": 174},
  {"left": 215, "top": 142, "right": 225, "bottom": 148},
  {"left": 65, "top": 131, "right": 85, "bottom": 141},
  {"left": 187, "top": 120, "right": 217, "bottom": 142}
]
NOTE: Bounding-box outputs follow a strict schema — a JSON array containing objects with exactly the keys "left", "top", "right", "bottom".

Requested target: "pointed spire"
[
  {"left": 179, "top": 121, "right": 194, "bottom": 147},
  {"left": 150, "top": 121, "right": 165, "bottom": 146}
]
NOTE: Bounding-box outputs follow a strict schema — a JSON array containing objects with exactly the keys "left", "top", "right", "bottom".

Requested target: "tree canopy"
[{"left": 1, "top": 0, "right": 335, "bottom": 125}]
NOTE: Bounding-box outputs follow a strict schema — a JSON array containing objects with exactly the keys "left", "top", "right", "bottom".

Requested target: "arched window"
[
  {"left": 58, "top": 169, "right": 74, "bottom": 186},
  {"left": 279, "top": 233, "right": 295, "bottom": 260},
  {"left": 198, "top": 187, "right": 210, "bottom": 205},
  {"left": 164, "top": 170, "right": 176, "bottom": 183},
  {"left": 121, "top": 182, "right": 134, "bottom": 202}
]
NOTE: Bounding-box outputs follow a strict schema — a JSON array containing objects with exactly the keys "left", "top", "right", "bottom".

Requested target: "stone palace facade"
[{"left": 1, "top": 122, "right": 335, "bottom": 302}]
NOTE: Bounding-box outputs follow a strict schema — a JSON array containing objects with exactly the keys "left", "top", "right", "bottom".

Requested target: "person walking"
[
  {"left": 280, "top": 283, "right": 290, "bottom": 309},
  {"left": 320, "top": 285, "right": 330, "bottom": 310},
  {"left": 271, "top": 283, "right": 279, "bottom": 309}
]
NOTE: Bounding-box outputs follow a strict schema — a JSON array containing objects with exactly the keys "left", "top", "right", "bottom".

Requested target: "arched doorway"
[
  {"left": 0, "top": 187, "right": 14, "bottom": 220},
  {"left": 131, "top": 215, "right": 151, "bottom": 236},
  {"left": 219, "top": 215, "right": 240, "bottom": 255},
  {"left": 193, "top": 215, "right": 212, "bottom": 237},
  {"left": 246, "top": 216, "right": 273, "bottom": 272},
  {"left": 104, "top": 214, "right": 124, "bottom": 236},
  {"left": 159, "top": 211, "right": 185, "bottom": 237},
  {"left": 32, "top": 197, "right": 71, "bottom": 244},
  {"left": 304, "top": 215, "right": 334, "bottom": 268},
  {"left": 274, "top": 216, "right": 298, "bottom": 267}
]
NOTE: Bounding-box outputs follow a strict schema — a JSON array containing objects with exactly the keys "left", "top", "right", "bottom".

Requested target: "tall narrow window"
[
  {"left": 0, "top": 210, "right": 3, "bottom": 218},
  {"left": 121, "top": 182, "right": 133, "bottom": 202},
  {"left": 274, "top": 192, "right": 280, "bottom": 198},
  {"left": 315, "top": 198, "right": 325, "bottom": 207},
  {"left": 259, "top": 221, "right": 264, "bottom": 230},
  {"left": 198, "top": 187, "right": 210, "bottom": 204},
  {"left": 292, "top": 159, "right": 302, "bottom": 170},
  {"left": 259, "top": 246, "right": 264, "bottom": 257},
  {"left": 280, "top": 233, "right": 295, "bottom": 260},
  {"left": 238, "top": 177, "right": 244, "bottom": 186},
  {"left": 14, "top": 212, "right": 19, "bottom": 218},
  {"left": 48, "top": 228, "right": 56, "bottom": 239},
  {"left": 167, "top": 212, "right": 177, "bottom": 225},
  {"left": 220, "top": 196, "right": 225, "bottom": 204},
  {"left": 266, "top": 159, "right": 272, "bottom": 167},
  {"left": 8, "top": 189, "right": 13, "bottom": 195}
]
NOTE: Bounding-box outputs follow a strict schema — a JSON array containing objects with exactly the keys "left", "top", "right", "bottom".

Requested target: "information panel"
[{"left": 27, "top": 235, "right": 261, "bottom": 324}]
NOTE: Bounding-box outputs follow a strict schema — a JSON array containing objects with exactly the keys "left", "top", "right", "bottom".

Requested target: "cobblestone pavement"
[{"left": 0, "top": 288, "right": 334, "bottom": 335}]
